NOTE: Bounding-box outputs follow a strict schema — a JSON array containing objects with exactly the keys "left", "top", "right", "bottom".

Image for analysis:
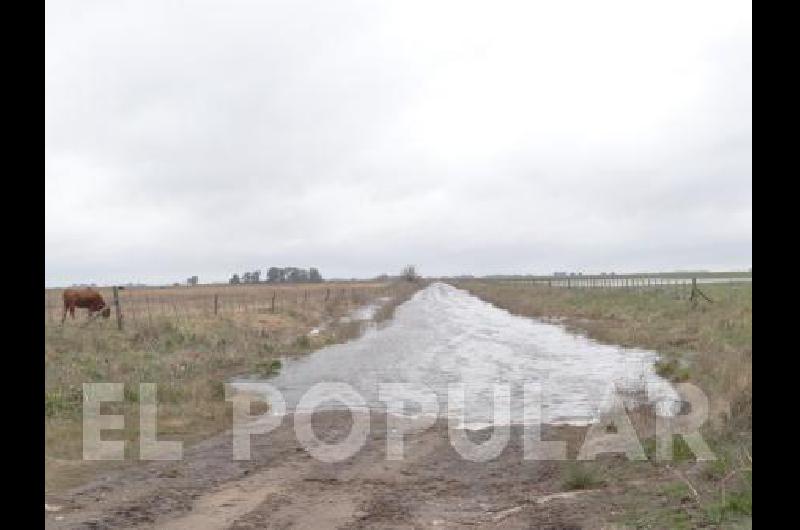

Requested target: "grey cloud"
[{"left": 46, "top": 0, "right": 752, "bottom": 286}]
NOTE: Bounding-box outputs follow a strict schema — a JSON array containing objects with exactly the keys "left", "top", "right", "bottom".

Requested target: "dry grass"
[
  {"left": 46, "top": 282, "right": 396, "bottom": 326},
  {"left": 44, "top": 280, "right": 422, "bottom": 493}
]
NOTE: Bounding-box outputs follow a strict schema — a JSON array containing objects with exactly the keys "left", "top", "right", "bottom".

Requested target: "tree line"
[{"left": 229, "top": 267, "right": 323, "bottom": 284}]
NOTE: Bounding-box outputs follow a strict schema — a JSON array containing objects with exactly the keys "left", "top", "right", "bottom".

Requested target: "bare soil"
[{"left": 44, "top": 409, "right": 686, "bottom": 530}]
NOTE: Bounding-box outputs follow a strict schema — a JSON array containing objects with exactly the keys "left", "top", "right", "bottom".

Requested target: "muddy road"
[
  {"left": 47, "top": 410, "right": 668, "bottom": 529},
  {"left": 46, "top": 283, "right": 678, "bottom": 529}
]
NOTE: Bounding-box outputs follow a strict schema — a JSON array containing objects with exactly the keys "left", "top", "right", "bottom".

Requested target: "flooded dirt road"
[
  {"left": 241, "top": 282, "right": 678, "bottom": 426},
  {"left": 46, "top": 283, "right": 678, "bottom": 529}
]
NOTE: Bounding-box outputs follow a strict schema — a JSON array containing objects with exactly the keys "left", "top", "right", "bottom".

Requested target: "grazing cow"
[{"left": 62, "top": 288, "right": 111, "bottom": 323}]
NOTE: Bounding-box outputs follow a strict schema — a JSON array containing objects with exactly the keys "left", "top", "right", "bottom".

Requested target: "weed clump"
[
  {"left": 45, "top": 387, "right": 82, "bottom": 417},
  {"left": 705, "top": 488, "right": 752, "bottom": 524},
  {"left": 255, "top": 359, "right": 282, "bottom": 377},
  {"left": 294, "top": 335, "right": 311, "bottom": 349},
  {"left": 561, "top": 463, "right": 604, "bottom": 490},
  {"left": 640, "top": 436, "right": 696, "bottom": 463},
  {"left": 655, "top": 358, "right": 690, "bottom": 382}
]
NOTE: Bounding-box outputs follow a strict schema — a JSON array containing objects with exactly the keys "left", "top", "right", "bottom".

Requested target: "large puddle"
[{"left": 234, "top": 282, "right": 680, "bottom": 427}]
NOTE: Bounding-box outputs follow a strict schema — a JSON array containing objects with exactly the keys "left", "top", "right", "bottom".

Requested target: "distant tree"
[
  {"left": 376, "top": 273, "right": 389, "bottom": 281},
  {"left": 230, "top": 273, "right": 241, "bottom": 284},
  {"left": 241, "top": 270, "right": 260, "bottom": 284},
  {"left": 401, "top": 265, "right": 418, "bottom": 282},
  {"left": 267, "top": 267, "right": 284, "bottom": 283},
  {"left": 286, "top": 267, "right": 309, "bottom": 282},
  {"left": 238, "top": 266, "right": 324, "bottom": 284}
]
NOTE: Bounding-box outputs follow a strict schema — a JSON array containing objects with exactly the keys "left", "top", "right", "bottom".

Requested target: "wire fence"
[
  {"left": 45, "top": 282, "right": 398, "bottom": 328},
  {"left": 496, "top": 275, "right": 752, "bottom": 289}
]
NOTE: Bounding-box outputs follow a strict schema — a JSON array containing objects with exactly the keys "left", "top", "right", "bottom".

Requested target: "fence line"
[
  {"left": 495, "top": 275, "right": 750, "bottom": 290},
  {"left": 45, "top": 283, "right": 400, "bottom": 328}
]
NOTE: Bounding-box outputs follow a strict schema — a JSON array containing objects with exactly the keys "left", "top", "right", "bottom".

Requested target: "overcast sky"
[{"left": 45, "top": 0, "right": 751, "bottom": 286}]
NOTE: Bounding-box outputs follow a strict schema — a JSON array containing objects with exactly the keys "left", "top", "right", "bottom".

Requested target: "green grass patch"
[
  {"left": 561, "top": 463, "right": 604, "bottom": 490},
  {"left": 641, "top": 436, "right": 696, "bottom": 463},
  {"left": 45, "top": 387, "right": 82, "bottom": 418},
  {"left": 705, "top": 488, "right": 752, "bottom": 524},
  {"left": 660, "top": 481, "right": 693, "bottom": 501},
  {"left": 255, "top": 359, "right": 282, "bottom": 377},
  {"left": 619, "top": 506, "right": 693, "bottom": 530},
  {"left": 654, "top": 358, "right": 691, "bottom": 382}
]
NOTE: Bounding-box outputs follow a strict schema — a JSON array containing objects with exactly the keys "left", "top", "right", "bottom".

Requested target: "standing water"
[{"left": 235, "top": 283, "right": 679, "bottom": 427}]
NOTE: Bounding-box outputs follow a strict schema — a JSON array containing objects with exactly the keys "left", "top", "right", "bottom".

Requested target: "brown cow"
[{"left": 62, "top": 288, "right": 111, "bottom": 323}]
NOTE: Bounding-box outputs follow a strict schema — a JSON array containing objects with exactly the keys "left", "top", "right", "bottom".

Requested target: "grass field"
[
  {"left": 45, "top": 280, "right": 422, "bottom": 493},
  {"left": 451, "top": 279, "right": 752, "bottom": 527}
]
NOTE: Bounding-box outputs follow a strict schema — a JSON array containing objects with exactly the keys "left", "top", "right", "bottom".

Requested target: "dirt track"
[{"left": 45, "top": 409, "right": 666, "bottom": 529}]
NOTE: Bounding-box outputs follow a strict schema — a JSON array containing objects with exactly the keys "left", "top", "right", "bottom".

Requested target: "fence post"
[
  {"left": 112, "top": 286, "right": 123, "bottom": 330},
  {"left": 214, "top": 294, "right": 219, "bottom": 315},
  {"left": 271, "top": 291, "right": 276, "bottom": 312}
]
